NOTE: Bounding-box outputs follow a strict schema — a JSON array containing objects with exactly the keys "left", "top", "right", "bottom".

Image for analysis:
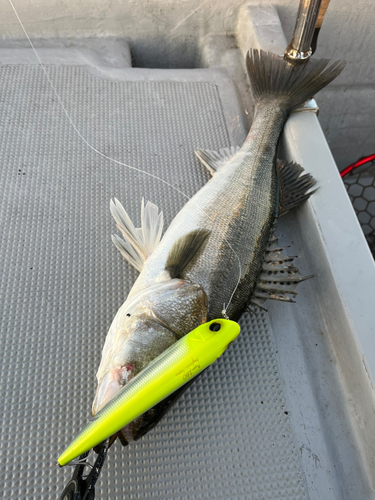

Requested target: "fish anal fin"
[
  {"left": 277, "top": 160, "right": 318, "bottom": 215},
  {"left": 165, "top": 229, "right": 210, "bottom": 279},
  {"left": 195, "top": 146, "right": 240, "bottom": 175}
]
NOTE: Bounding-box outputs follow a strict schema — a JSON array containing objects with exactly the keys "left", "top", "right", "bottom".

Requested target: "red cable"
[{"left": 341, "top": 154, "right": 375, "bottom": 178}]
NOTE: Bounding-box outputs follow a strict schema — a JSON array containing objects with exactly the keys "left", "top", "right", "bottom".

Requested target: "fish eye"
[
  {"left": 126, "top": 313, "right": 131, "bottom": 317},
  {"left": 209, "top": 322, "right": 221, "bottom": 332}
]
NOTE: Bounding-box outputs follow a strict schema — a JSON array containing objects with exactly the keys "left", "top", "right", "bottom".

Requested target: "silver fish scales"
[{"left": 92, "top": 50, "right": 345, "bottom": 444}]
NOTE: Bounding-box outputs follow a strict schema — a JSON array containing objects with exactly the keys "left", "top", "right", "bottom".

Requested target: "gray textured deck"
[{"left": 0, "top": 64, "right": 307, "bottom": 499}]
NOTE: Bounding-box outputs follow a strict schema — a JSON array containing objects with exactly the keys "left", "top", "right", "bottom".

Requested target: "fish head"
[{"left": 92, "top": 279, "right": 208, "bottom": 415}]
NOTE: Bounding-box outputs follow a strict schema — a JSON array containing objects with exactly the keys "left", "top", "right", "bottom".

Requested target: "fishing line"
[
  {"left": 66, "top": 458, "right": 94, "bottom": 469},
  {"left": 7, "top": 0, "right": 242, "bottom": 316},
  {"left": 64, "top": 450, "right": 95, "bottom": 469},
  {"left": 7, "top": 0, "right": 190, "bottom": 203}
]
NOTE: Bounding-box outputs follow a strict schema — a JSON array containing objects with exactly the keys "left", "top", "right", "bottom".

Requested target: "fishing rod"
[{"left": 285, "top": 0, "right": 331, "bottom": 61}]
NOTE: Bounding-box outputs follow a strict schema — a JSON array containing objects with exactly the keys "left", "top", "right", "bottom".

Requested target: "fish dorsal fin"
[
  {"left": 165, "top": 229, "right": 210, "bottom": 279},
  {"left": 195, "top": 146, "right": 240, "bottom": 175},
  {"left": 110, "top": 198, "right": 164, "bottom": 272},
  {"left": 277, "top": 160, "right": 317, "bottom": 215},
  {"left": 251, "top": 225, "right": 315, "bottom": 308}
]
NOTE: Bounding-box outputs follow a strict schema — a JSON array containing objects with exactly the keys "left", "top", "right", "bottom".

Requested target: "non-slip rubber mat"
[{"left": 0, "top": 65, "right": 306, "bottom": 499}]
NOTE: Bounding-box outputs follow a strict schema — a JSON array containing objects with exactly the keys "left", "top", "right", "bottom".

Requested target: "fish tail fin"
[{"left": 246, "top": 49, "right": 346, "bottom": 111}]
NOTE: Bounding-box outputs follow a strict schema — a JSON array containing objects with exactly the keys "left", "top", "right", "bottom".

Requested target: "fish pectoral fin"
[
  {"left": 111, "top": 234, "right": 145, "bottom": 272},
  {"left": 110, "top": 198, "right": 164, "bottom": 271},
  {"left": 252, "top": 225, "right": 315, "bottom": 305},
  {"left": 195, "top": 146, "right": 240, "bottom": 175},
  {"left": 165, "top": 229, "right": 210, "bottom": 279},
  {"left": 277, "top": 160, "right": 318, "bottom": 215}
]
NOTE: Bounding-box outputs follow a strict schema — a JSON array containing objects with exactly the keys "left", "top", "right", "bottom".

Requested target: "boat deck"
[{"left": 0, "top": 34, "right": 374, "bottom": 500}]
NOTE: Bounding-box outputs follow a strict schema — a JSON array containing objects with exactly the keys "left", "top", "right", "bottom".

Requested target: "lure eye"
[
  {"left": 126, "top": 313, "right": 131, "bottom": 317},
  {"left": 209, "top": 322, "right": 221, "bottom": 332}
]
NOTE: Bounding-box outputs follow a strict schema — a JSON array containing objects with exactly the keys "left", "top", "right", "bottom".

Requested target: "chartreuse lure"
[{"left": 58, "top": 318, "right": 240, "bottom": 466}]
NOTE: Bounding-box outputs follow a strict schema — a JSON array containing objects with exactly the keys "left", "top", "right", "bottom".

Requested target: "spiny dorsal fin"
[
  {"left": 110, "top": 198, "right": 164, "bottom": 272},
  {"left": 249, "top": 298, "right": 268, "bottom": 313},
  {"left": 195, "top": 146, "right": 240, "bottom": 175},
  {"left": 165, "top": 229, "right": 210, "bottom": 279},
  {"left": 277, "top": 160, "right": 318, "bottom": 215},
  {"left": 252, "top": 226, "right": 315, "bottom": 307}
]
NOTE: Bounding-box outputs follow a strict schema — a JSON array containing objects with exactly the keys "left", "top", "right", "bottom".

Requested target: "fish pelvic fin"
[
  {"left": 277, "top": 160, "right": 318, "bottom": 215},
  {"left": 165, "top": 229, "right": 210, "bottom": 279},
  {"left": 195, "top": 146, "right": 241, "bottom": 175},
  {"left": 246, "top": 49, "right": 346, "bottom": 111},
  {"left": 110, "top": 198, "right": 164, "bottom": 272}
]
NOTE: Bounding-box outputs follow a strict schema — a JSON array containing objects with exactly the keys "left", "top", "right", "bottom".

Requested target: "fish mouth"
[{"left": 92, "top": 364, "right": 135, "bottom": 415}]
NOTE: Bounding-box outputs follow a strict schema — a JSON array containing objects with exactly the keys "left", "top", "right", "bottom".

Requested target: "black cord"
[{"left": 311, "top": 27, "right": 321, "bottom": 55}]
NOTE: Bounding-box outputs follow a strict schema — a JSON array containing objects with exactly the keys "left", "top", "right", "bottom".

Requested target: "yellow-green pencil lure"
[{"left": 58, "top": 318, "right": 240, "bottom": 466}]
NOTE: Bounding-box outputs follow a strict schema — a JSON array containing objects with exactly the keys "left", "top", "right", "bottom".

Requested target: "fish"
[
  {"left": 90, "top": 50, "right": 345, "bottom": 446},
  {"left": 58, "top": 319, "right": 240, "bottom": 465}
]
